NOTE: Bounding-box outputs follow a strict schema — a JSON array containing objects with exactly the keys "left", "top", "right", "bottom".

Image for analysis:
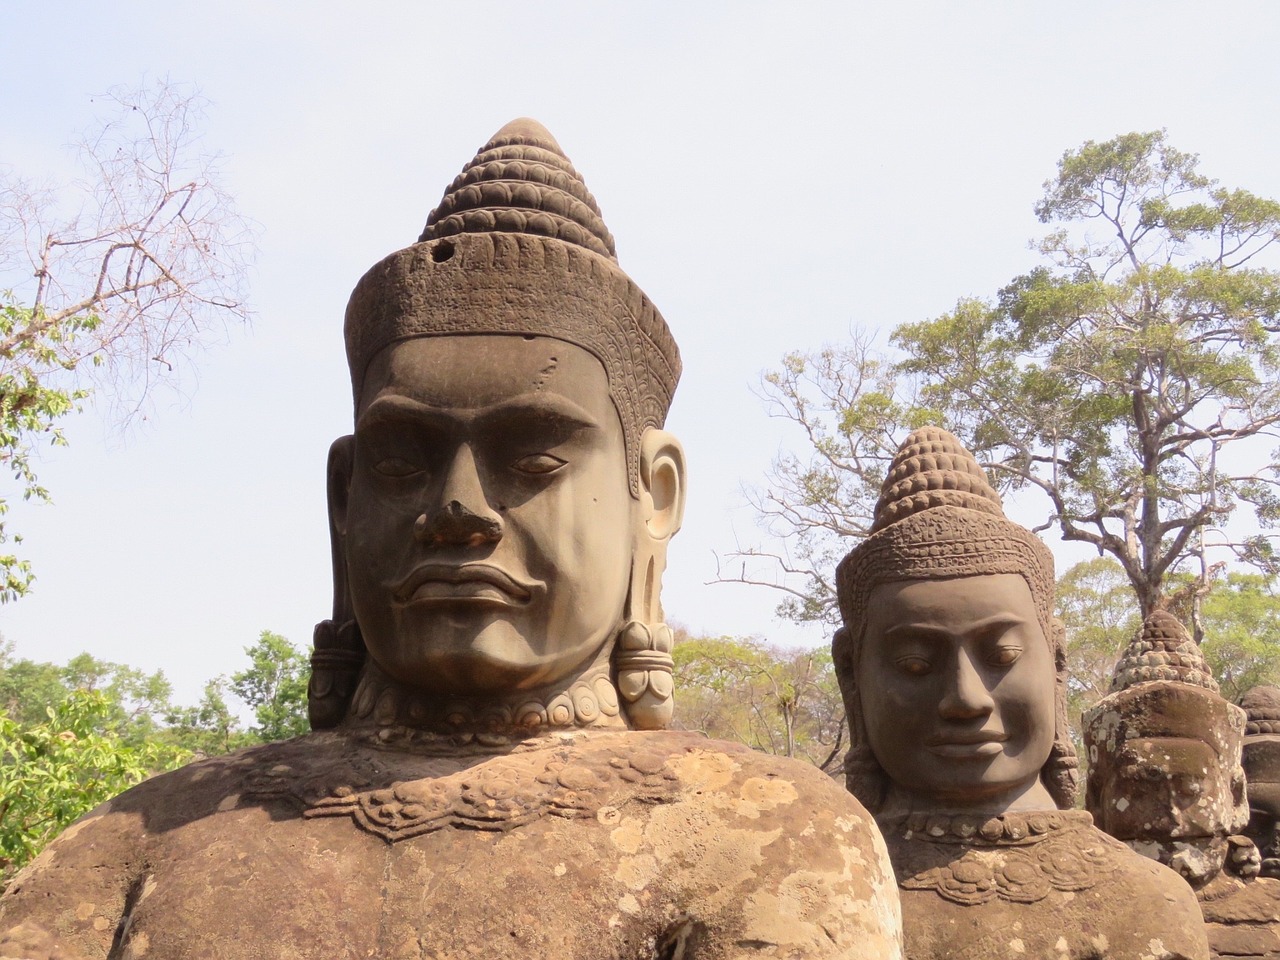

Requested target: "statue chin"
[{"left": 363, "top": 617, "right": 613, "bottom": 699}]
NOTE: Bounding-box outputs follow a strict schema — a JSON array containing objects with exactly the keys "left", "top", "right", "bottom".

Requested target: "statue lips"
[
  {"left": 393, "top": 563, "right": 539, "bottom": 607},
  {"left": 925, "top": 730, "right": 1009, "bottom": 759}
]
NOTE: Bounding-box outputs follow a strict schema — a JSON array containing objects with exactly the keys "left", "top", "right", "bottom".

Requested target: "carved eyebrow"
[
  {"left": 882, "top": 615, "right": 1027, "bottom": 644},
  {"left": 356, "top": 393, "right": 599, "bottom": 434},
  {"left": 473, "top": 393, "right": 600, "bottom": 433}
]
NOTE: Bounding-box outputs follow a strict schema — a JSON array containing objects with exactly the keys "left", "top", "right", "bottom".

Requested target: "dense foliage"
[
  {"left": 671, "top": 630, "right": 845, "bottom": 774},
  {"left": 0, "top": 631, "right": 307, "bottom": 889}
]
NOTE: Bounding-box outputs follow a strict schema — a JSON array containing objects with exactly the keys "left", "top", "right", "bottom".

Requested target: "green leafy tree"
[
  {"left": 0, "top": 79, "right": 254, "bottom": 600},
  {"left": 229, "top": 630, "right": 310, "bottom": 743},
  {"left": 163, "top": 677, "right": 254, "bottom": 757},
  {"left": 0, "top": 690, "right": 189, "bottom": 889},
  {"left": 672, "top": 630, "right": 845, "bottom": 773},
  {"left": 1173, "top": 571, "right": 1280, "bottom": 701},
  {"left": 0, "top": 643, "right": 173, "bottom": 742},
  {"left": 734, "top": 131, "right": 1280, "bottom": 633},
  {"left": 1056, "top": 557, "right": 1142, "bottom": 726},
  {"left": 0, "top": 629, "right": 314, "bottom": 885}
]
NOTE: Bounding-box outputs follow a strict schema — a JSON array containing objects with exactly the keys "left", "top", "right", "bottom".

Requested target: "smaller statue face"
[
  {"left": 1248, "top": 787, "right": 1280, "bottom": 871},
  {"left": 337, "top": 334, "right": 634, "bottom": 697},
  {"left": 1092, "top": 736, "right": 1240, "bottom": 841},
  {"left": 1242, "top": 739, "right": 1280, "bottom": 870},
  {"left": 858, "top": 574, "right": 1057, "bottom": 812}
]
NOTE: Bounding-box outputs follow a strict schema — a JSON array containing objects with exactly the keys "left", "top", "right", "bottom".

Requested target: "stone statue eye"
[
  {"left": 373, "top": 457, "right": 423, "bottom": 477},
  {"left": 512, "top": 453, "right": 566, "bottom": 475},
  {"left": 896, "top": 656, "right": 931, "bottom": 677},
  {"left": 989, "top": 646, "right": 1023, "bottom": 667}
]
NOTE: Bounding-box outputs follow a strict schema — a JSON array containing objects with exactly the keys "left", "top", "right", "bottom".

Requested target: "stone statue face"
[
  {"left": 1242, "top": 739, "right": 1280, "bottom": 867},
  {"left": 335, "top": 334, "right": 634, "bottom": 697},
  {"left": 1093, "top": 732, "right": 1244, "bottom": 843},
  {"left": 858, "top": 573, "right": 1057, "bottom": 811}
]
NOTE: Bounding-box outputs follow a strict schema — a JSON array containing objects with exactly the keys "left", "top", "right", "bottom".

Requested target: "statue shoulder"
[
  {"left": 1083, "top": 828, "right": 1210, "bottom": 960},
  {"left": 559, "top": 731, "right": 901, "bottom": 959}
]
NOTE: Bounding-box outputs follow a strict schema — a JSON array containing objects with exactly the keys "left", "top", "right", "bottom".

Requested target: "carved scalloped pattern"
[
  {"left": 897, "top": 826, "right": 1122, "bottom": 906},
  {"left": 243, "top": 746, "right": 680, "bottom": 842}
]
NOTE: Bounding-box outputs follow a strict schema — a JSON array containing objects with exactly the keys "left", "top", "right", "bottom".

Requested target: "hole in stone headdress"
[{"left": 431, "top": 241, "right": 455, "bottom": 262}]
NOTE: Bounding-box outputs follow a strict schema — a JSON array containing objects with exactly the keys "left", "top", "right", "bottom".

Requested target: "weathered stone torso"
[
  {"left": 881, "top": 811, "right": 1208, "bottom": 960},
  {"left": 0, "top": 729, "right": 901, "bottom": 960}
]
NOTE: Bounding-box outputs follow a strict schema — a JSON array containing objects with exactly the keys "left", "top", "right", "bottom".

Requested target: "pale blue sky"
[{"left": 2, "top": 1, "right": 1278, "bottom": 703}]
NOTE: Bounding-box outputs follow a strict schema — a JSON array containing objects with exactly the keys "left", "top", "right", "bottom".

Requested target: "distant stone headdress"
[
  {"left": 1110, "top": 609, "right": 1219, "bottom": 694},
  {"left": 343, "top": 118, "right": 680, "bottom": 496},
  {"left": 832, "top": 427, "right": 1077, "bottom": 811},
  {"left": 1239, "top": 685, "right": 1280, "bottom": 736}
]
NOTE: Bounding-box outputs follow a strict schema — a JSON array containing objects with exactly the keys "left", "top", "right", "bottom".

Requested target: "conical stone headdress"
[
  {"left": 836, "top": 426, "right": 1055, "bottom": 628},
  {"left": 832, "top": 427, "right": 1077, "bottom": 811},
  {"left": 1109, "top": 609, "right": 1219, "bottom": 694},
  {"left": 1241, "top": 686, "right": 1280, "bottom": 737},
  {"left": 343, "top": 118, "right": 680, "bottom": 497}
]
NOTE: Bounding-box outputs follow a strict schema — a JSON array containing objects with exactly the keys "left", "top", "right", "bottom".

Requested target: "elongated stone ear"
[
  {"left": 616, "top": 429, "right": 686, "bottom": 730},
  {"left": 310, "top": 435, "right": 365, "bottom": 730}
]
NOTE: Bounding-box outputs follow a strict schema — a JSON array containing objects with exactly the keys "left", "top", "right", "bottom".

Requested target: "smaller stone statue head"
[
  {"left": 1084, "top": 611, "right": 1248, "bottom": 888},
  {"left": 833, "top": 427, "right": 1078, "bottom": 816},
  {"left": 1239, "top": 685, "right": 1280, "bottom": 877},
  {"left": 309, "top": 119, "right": 687, "bottom": 733}
]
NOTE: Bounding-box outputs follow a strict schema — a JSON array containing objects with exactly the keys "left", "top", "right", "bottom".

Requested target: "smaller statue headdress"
[
  {"left": 1239, "top": 686, "right": 1280, "bottom": 806},
  {"left": 1109, "top": 608, "right": 1219, "bottom": 694},
  {"left": 1240, "top": 685, "right": 1280, "bottom": 737}
]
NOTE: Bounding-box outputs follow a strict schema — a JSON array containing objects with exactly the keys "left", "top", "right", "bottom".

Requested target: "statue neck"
[
  {"left": 877, "top": 776, "right": 1057, "bottom": 819},
  {"left": 340, "top": 648, "right": 628, "bottom": 737}
]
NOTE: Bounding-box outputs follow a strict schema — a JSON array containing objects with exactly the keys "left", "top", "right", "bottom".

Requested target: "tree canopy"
[
  {"left": 0, "top": 79, "right": 254, "bottom": 600},
  {"left": 733, "top": 131, "right": 1280, "bottom": 634},
  {"left": 671, "top": 629, "right": 845, "bottom": 774}
]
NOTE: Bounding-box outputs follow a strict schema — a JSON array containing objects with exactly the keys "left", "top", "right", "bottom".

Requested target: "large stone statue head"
[
  {"left": 832, "top": 427, "right": 1078, "bottom": 815},
  {"left": 1240, "top": 685, "right": 1280, "bottom": 876},
  {"left": 307, "top": 119, "right": 687, "bottom": 733},
  {"left": 1083, "top": 611, "right": 1249, "bottom": 888}
]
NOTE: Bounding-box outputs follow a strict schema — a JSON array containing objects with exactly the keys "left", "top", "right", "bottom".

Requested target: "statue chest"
[
  {"left": 110, "top": 809, "right": 688, "bottom": 960},
  {"left": 881, "top": 813, "right": 1208, "bottom": 960}
]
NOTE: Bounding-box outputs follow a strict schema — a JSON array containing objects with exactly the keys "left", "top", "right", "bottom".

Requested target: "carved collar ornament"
[
  {"left": 343, "top": 117, "right": 680, "bottom": 498},
  {"left": 881, "top": 810, "right": 1124, "bottom": 906},
  {"left": 241, "top": 731, "right": 681, "bottom": 843},
  {"left": 832, "top": 427, "right": 1078, "bottom": 811},
  {"left": 343, "top": 659, "right": 625, "bottom": 735}
]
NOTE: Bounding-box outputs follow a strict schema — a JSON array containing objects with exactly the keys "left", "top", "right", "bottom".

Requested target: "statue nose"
[
  {"left": 414, "top": 501, "right": 502, "bottom": 546},
  {"left": 938, "top": 649, "right": 995, "bottom": 720},
  {"left": 413, "top": 443, "right": 503, "bottom": 547}
]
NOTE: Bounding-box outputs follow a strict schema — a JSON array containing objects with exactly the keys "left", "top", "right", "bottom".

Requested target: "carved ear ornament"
[
  {"left": 614, "top": 620, "right": 674, "bottom": 730},
  {"left": 309, "top": 619, "right": 367, "bottom": 730}
]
